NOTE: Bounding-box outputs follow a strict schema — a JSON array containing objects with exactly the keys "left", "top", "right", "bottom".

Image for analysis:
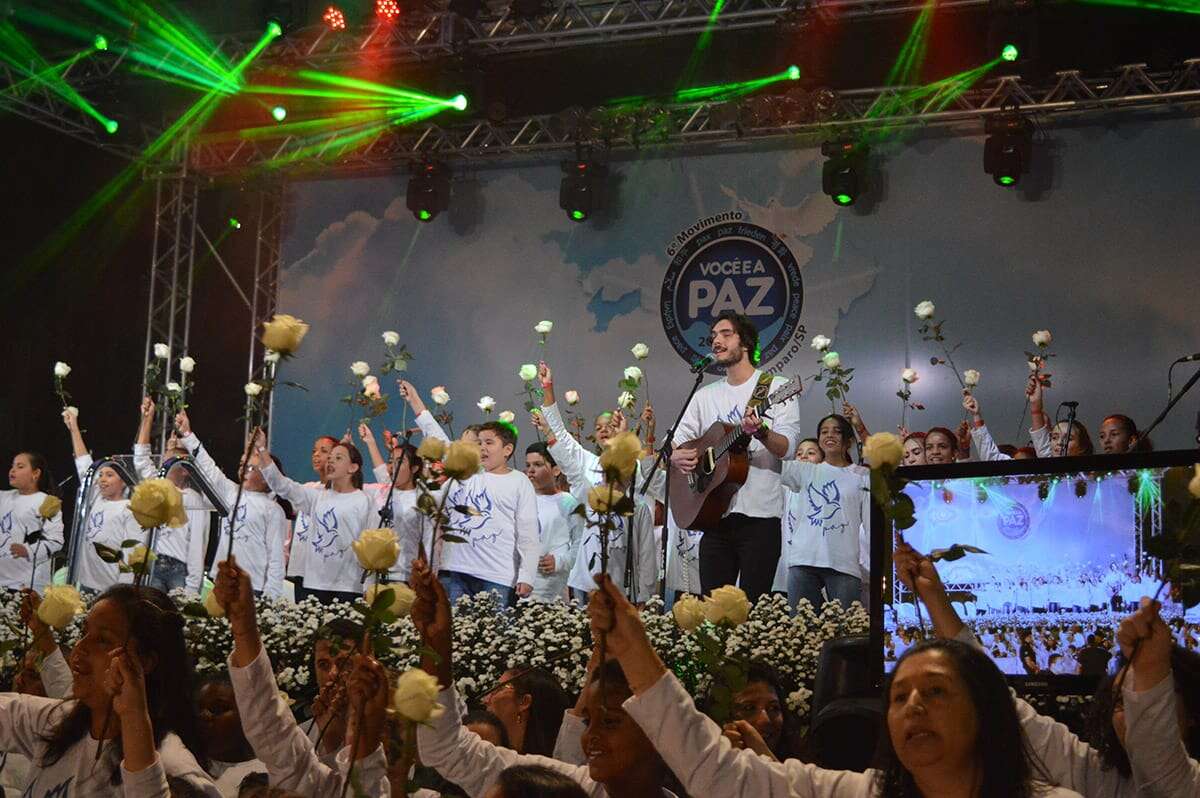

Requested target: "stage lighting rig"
[
  {"left": 560, "top": 159, "right": 607, "bottom": 222},
  {"left": 407, "top": 161, "right": 450, "bottom": 222},
  {"left": 322, "top": 5, "right": 347, "bottom": 30},
  {"left": 984, "top": 103, "right": 1033, "bottom": 187},
  {"left": 821, "top": 140, "right": 868, "bottom": 207},
  {"left": 376, "top": 0, "right": 401, "bottom": 21}
]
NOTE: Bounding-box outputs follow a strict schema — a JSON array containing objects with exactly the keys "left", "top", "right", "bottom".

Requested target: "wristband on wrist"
[{"left": 753, "top": 423, "right": 770, "bottom": 442}]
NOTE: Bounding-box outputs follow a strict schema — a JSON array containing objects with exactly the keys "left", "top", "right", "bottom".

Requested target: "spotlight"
[
  {"left": 821, "top": 140, "right": 868, "bottom": 207},
  {"left": 375, "top": 0, "right": 401, "bottom": 21},
  {"left": 322, "top": 5, "right": 347, "bottom": 30},
  {"left": 93, "top": 34, "right": 108, "bottom": 51},
  {"left": 988, "top": 0, "right": 1037, "bottom": 68},
  {"left": 451, "top": 94, "right": 468, "bottom": 111},
  {"left": 229, "top": 217, "right": 242, "bottom": 229},
  {"left": 559, "top": 160, "right": 607, "bottom": 222},
  {"left": 266, "top": 18, "right": 283, "bottom": 37},
  {"left": 272, "top": 105, "right": 287, "bottom": 122},
  {"left": 407, "top": 161, "right": 450, "bottom": 222},
  {"left": 103, "top": 118, "right": 119, "bottom": 134},
  {"left": 1001, "top": 43, "right": 1019, "bottom": 62},
  {"left": 984, "top": 105, "right": 1032, "bottom": 187}
]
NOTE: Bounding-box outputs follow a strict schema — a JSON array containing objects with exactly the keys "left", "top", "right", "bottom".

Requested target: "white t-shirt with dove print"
[
  {"left": 779, "top": 460, "right": 870, "bottom": 580},
  {"left": 259, "top": 463, "right": 374, "bottom": 594},
  {"left": 438, "top": 470, "right": 540, "bottom": 589}
]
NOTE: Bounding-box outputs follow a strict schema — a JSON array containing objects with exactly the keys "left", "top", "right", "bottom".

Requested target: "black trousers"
[{"left": 698, "top": 513, "right": 781, "bottom": 604}]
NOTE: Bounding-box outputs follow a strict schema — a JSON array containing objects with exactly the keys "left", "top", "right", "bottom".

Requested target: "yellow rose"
[
  {"left": 702, "top": 585, "right": 751, "bottom": 626},
  {"left": 353, "top": 528, "right": 401, "bottom": 571},
  {"left": 128, "top": 478, "right": 187, "bottom": 529},
  {"left": 203, "top": 589, "right": 226, "bottom": 618},
  {"left": 365, "top": 583, "right": 416, "bottom": 619},
  {"left": 126, "top": 544, "right": 156, "bottom": 571},
  {"left": 391, "top": 668, "right": 445, "bottom": 723},
  {"left": 260, "top": 313, "right": 309, "bottom": 355},
  {"left": 1190, "top": 464, "right": 1200, "bottom": 499},
  {"left": 587, "top": 485, "right": 625, "bottom": 514},
  {"left": 863, "top": 432, "right": 904, "bottom": 469},
  {"left": 599, "top": 431, "right": 641, "bottom": 483},
  {"left": 671, "top": 594, "right": 705, "bottom": 632},
  {"left": 37, "top": 495, "right": 62, "bottom": 520},
  {"left": 37, "top": 586, "right": 85, "bottom": 629},
  {"left": 417, "top": 437, "right": 447, "bottom": 462},
  {"left": 442, "top": 441, "right": 481, "bottom": 480}
]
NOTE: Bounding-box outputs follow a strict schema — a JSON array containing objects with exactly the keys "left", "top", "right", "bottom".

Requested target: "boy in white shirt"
[
  {"left": 523, "top": 442, "right": 583, "bottom": 603},
  {"left": 670, "top": 311, "right": 801, "bottom": 602}
]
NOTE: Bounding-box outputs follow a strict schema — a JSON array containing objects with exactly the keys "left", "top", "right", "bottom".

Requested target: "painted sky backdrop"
[{"left": 273, "top": 116, "right": 1200, "bottom": 479}]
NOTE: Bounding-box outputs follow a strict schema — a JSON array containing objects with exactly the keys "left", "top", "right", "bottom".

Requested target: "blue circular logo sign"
[
  {"left": 661, "top": 218, "right": 803, "bottom": 371},
  {"left": 996, "top": 502, "right": 1031, "bottom": 541}
]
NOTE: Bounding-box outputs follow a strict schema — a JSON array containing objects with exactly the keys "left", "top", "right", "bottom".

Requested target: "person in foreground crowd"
[
  {"left": 480, "top": 665, "right": 571, "bottom": 757},
  {"left": 585, "top": 571, "right": 1085, "bottom": 798},
  {"left": 410, "top": 558, "right": 677, "bottom": 797},
  {"left": 212, "top": 556, "right": 393, "bottom": 798},
  {"left": 0, "top": 584, "right": 219, "bottom": 798},
  {"left": 174, "top": 411, "right": 288, "bottom": 599},
  {"left": 712, "top": 661, "right": 809, "bottom": 764},
  {"left": 671, "top": 311, "right": 802, "bottom": 604},
  {"left": 195, "top": 672, "right": 268, "bottom": 797},
  {"left": 893, "top": 542, "right": 1200, "bottom": 797}
]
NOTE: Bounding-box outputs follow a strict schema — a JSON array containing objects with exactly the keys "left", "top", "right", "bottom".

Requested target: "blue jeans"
[
  {"left": 787, "top": 565, "right": 862, "bottom": 613},
  {"left": 439, "top": 571, "right": 514, "bottom": 607},
  {"left": 147, "top": 555, "right": 188, "bottom": 594}
]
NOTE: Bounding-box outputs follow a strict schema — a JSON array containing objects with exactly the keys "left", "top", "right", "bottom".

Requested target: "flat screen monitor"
[{"left": 870, "top": 450, "right": 1200, "bottom": 691}]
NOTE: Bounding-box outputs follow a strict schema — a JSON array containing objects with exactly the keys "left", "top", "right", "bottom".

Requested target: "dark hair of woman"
[
  {"left": 699, "top": 660, "right": 810, "bottom": 762},
  {"left": 816, "top": 415, "right": 856, "bottom": 453},
  {"left": 333, "top": 442, "right": 365, "bottom": 489},
  {"left": 462, "top": 708, "right": 511, "bottom": 748},
  {"left": 18, "top": 451, "right": 57, "bottom": 496},
  {"left": 874, "top": 639, "right": 1048, "bottom": 798},
  {"left": 507, "top": 665, "right": 571, "bottom": 757},
  {"left": 496, "top": 764, "right": 590, "bottom": 798},
  {"left": 41, "top": 585, "right": 207, "bottom": 780},
  {"left": 1086, "top": 645, "right": 1200, "bottom": 777}
]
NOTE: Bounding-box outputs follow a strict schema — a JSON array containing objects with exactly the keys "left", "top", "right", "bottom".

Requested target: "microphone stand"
[
  {"left": 1062, "top": 403, "right": 1077, "bottom": 457},
  {"left": 1140, "top": 363, "right": 1200, "bottom": 446},
  {"left": 377, "top": 430, "right": 409, "bottom": 527},
  {"left": 641, "top": 366, "right": 707, "bottom": 603}
]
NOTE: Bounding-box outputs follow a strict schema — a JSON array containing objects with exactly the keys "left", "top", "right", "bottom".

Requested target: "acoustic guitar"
[{"left": 669, "top": 375, "right": 804, "bottom": 533}]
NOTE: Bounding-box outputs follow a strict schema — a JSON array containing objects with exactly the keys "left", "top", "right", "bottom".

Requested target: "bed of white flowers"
[{"left": 0, "top": 588, "right": 1092, "bottom": 731}]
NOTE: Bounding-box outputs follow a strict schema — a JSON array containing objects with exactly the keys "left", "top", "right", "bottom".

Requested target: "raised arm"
[
  {"left": 254, "top": 431, "right": 321, "bottom": 517},
  {"left": 842, "top": 402, "right": 870, "bottom": 442},
  {"left": 778, "top": 459, "right": 819, "bottom": 493},
  {"left": 963, "top": 395, "right": 1010, "bottom": 462},
  {"left": 398, "top": 380, "right": 449, "bottom": 443},
  {"left": 174, "top": 412, "right": 239, "bottom": 502},
  {"left": 359, "top": 423, "right": 387, "bottom": 470},
  {"left": 62, "top": 409, "right": 91, "bottom": 478},
  {"left": 133, "top": 396, "right": 158, "bottom": 480},
  {"left": 538, "top": 362, "right": 598, "bottom": 492}
]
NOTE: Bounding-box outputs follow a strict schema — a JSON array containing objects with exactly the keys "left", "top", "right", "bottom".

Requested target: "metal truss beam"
[
  {"left": 249, "top": 183, "right": 285, "bottom": 441},
  {"left": 191, "top": 0, "right": 988, "bottom": 68},
  {"left": 185, "top": 60, "right": 1200, "bottom": 177},
  {"left": 143, "top": 174, "right": 199, "bottom": 450}
]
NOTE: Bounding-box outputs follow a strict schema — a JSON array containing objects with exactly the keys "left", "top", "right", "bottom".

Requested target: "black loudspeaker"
[{"left": 809, "top": 635, "right": 881, "bottom": 773}]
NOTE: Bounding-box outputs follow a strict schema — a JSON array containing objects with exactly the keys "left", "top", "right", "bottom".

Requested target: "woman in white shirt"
[
  {"left": 62, "top": 409, "right": 140, "bottom": 594},
  {"left": 287, "top": 434, "right": 340, "bottom": 601},
  {"left": 0, "top": 584, "right": 219, "bottom": 798},
  {"left": 254, "top": 431, "right": 374, "bottom": 604},
  {"left": 587, "top": 573, "right": 1083, "bottom": 798},
  {"left": 173, "top": 412, "right": 289, "bottom": 599},
  {"left": 0, "top": 451, "right": 63, "bottom": 593}
]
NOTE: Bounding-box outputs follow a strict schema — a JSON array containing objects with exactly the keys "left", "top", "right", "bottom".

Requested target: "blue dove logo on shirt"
[
  {"left": 721, "top": 405, "right": 744, "bottom": 426},
  {"left": 785, "top": 501, "right": 799, "bottom": 548},
  {"left": 225, "top": 502, "right": 250, "bottom": 544},
  {"left": 295, "top": 511, "right": 311, "bottom": 542},
  {"left": 0, "top": 510, "right": 12, "bottom": 552},
  {"left": 24, "top": 776, "right": 73, "bottom": 798},
  {"left": 806, "top": 480, "right": 847, "bottom": 536},
  {"left": 311, "top": 507, "right": 345, "bottom": 559},
  {"left": 447, "top": 483, "right": 496, "bottom": 546},
  {"left": 674, "top": 526, "right": 701, "bottom": 561},
  {"left": 87, "top": 510, "right": 105, "bottom": 541}
]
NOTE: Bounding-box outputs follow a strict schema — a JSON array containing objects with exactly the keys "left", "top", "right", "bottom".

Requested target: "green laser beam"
[
  {"left": 1077, "top": 0, "right": 1200, "bottom": 11},
  {"left": 609, "top": 65, "right": 800, "bottom": 108},
  {"left": 294, "top": 69, "right": 461, "bottom": 106},
  {"left": 677, "top": 0, "right": 728, "bottom": 90},
  {"left": 0, "top": 22, "right": 111, "bottom": 128}
]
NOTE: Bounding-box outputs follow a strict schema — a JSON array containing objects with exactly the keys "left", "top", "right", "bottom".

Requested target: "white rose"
[
  {"left": 477, "top": 395, "right": 496, "bottom": 412},
  {"left": 362, "top": 375, "right": 379, "bottom": 390},
  {"left": 154, "top": 343, "right": 170, "bottom": 359},
  {"left": 534, "top": 320, "right": 553, "bottom": 334},
  {"left": 53, "top": 361, "right": 71, "bottom": 378},
  {"left": 1029, "top": 359, "right": 1041, "bottom": 372},
  {"left": 244, "top": 382, "right": 263, "bottom": 397},
  {"left": 350, "top": 361, "right": 370, "bottom": 377},
  {"left": 631, "top": 342, "right": 650, "bottom": 360},
  {"left": 382, "top": 330, "right": 401, "bottom": 347},
  {"left": 36, "top": 586, "right": 85, "bottom": 629},
  {"left": 165, "top": 382, "right": 182, "bottom": 394},
  {"left": 671, "top": 594, "right": 705, "bottom": 632},
  {"left": 498, "top": 410, "right": 515, "bottom": 424},
  {"left": 365, "top": 583, "right": 416, "bottom": 619},
  {"left": 263, "top": 350, "right": 281, "bottom": 364},
  {"left": 623, "top": 366, "right": 643, "bottom": 383},
  {"left": 702, "top": 585, "right": 751, "bottom": 626},
  {"left": 822, "top": 351, "right": 841, "bottom": 369},
  {"left": 901, "top": 368, "right": 918, "bottom": 384},
  {"left": 810, "top": 334, "right": 832, "bottom": 352},
  {"left": 1032, "top": 329, "right": 1052, "bottom": 347},
  {"left": 563, "top": 390, "right": 580, "bottom": 406},
  {"left": 431, "top": 386, "right": 450, "bottom": 405},
  {"left": 914, "top": 300, "right": 936, "bottom": 320},
  {"left": 963, "top": 369, "right": 981, "bottom": 388},
  {"left": 203, "top": 589, "right": 226, "bottom": 618},
  {"left": 392, "top": 669, "right": 445, "bottom": 722},
  {"left": 178, "top": 356, "right": 195, "bottom": 374},
  {"left": 64, "top": 406, "right": 79, "bottom": 418},
  {"left": 616, "top": 391, "right": 636, "bottom": 409},
  {"left": 518, "top": 364, "right": 538, "bottom": 382}
]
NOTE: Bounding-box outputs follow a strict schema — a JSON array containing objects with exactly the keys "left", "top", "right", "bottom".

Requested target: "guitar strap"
[{"left": 745, "top": 371, "right": 774, "bottom": 417}]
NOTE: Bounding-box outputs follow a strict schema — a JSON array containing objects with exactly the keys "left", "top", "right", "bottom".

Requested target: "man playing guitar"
[{"left": 670, "top": 311, "right": 801, "bottom": 602}]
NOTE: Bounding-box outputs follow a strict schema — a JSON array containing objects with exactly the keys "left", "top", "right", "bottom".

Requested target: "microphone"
[
  {"left": 1175, "top": 353, "right": 1200, "bottom": 363},
  {"left": 690, "top": 353, "right": 716, "bottom": 374}
]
